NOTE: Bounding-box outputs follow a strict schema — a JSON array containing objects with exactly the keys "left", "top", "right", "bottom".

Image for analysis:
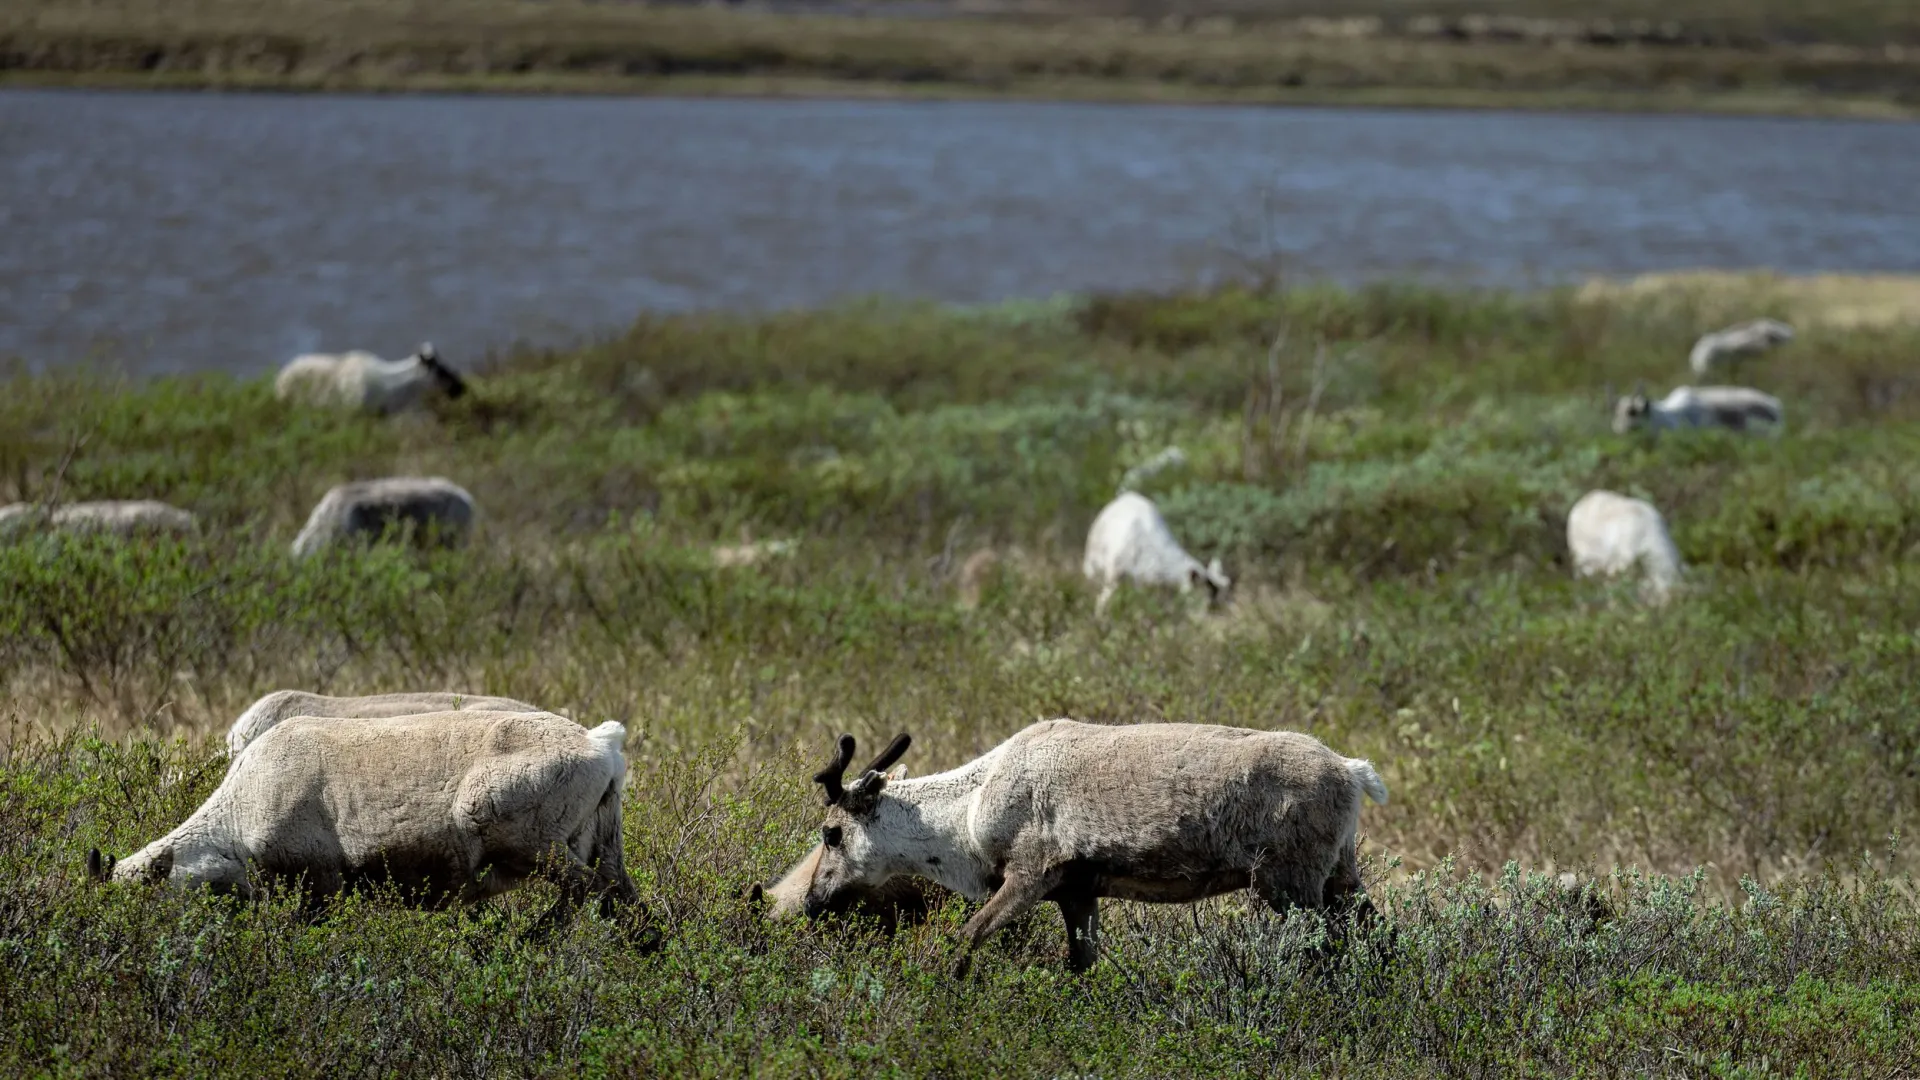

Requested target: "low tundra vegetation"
[{"left": 2, "top": 281, "right": 1917, "bottom": 1075}]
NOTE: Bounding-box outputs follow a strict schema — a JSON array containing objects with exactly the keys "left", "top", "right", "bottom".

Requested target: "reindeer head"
[
  {"left": 1189, "top": 557, "right": 1232, "bottom": 608},
  {"left": 805, "top": 732, "right": 912, "bottom": 917},
  {"left": 413, "top": 342, "right": 468, "bottom": 400},
  {"left": 1612, "top": 382, "right": 1651, "bottom": 434},
  {"left": 87, "top": 844, "right": 171, "bottom": 885}
]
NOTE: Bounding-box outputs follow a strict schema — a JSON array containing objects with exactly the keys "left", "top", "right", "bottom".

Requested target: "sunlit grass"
[{"left": 2, "top": 280, "right": 1917, "bottom": 1074}]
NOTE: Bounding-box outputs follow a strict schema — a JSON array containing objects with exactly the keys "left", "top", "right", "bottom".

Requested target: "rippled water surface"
[{"left": 4, "top": 90, "right": 1918, "bottom": 374}]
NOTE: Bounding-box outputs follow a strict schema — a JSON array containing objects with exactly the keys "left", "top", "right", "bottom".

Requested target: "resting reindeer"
[
  {"left": 1612, "top": 385, "right": 1783, "bottom": 435},
  {"left": 89, "top": 711, "right": 642, "bottom": 937},
  {"left": 0, "top": 500, "right": 198, "bottom": 539},
  {"left": 799, "top": 721, "right": 1388, "bottom": 973},
  {"left": 290, "top": 476, "right": 475, "bottom": 558},
  {"left": 275, "top": 342, "right": 466, "bottom": 414}
]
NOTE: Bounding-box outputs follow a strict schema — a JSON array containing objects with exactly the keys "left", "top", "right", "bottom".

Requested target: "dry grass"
[
  {"left": 4, "top": 0, "right": 1919, "bottom": 115},
  {"left": 1579, "top": 271, "right": 1920, "bottom": 329}
]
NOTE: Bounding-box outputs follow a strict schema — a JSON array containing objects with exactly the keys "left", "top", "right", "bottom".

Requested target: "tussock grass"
[{"left": 2, "top": 280, "right": 1918, "bottom": 1074}]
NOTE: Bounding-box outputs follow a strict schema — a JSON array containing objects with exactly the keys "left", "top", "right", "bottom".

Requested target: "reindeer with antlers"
[{"left": 796, "top": 720, "right": 1389, "bottom": 973}]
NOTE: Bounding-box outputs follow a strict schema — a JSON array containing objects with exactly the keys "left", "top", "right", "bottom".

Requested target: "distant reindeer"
[
  {"left": 1083, "top": 492, "right": 1230, "bottom": 616},
  {"left": 0, "top": 500, "right": 197, "bottom": 539},
  {"left": 1613, "top": 385, "right": 1783, "bottom": 435},
  {"left": 1567, "top": 490, "right": 1682, "bottom": 605},
  {"left": 1689, "top": 318, "right": 1793, "bottom": 376},
  {"left": 291, "top": 476, "right": 475, "bottom": 558},
  {"left": 276, "top": 343, "right": 467, "bottom": 414}
]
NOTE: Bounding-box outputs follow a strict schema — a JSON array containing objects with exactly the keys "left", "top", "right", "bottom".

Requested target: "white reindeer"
[
  {"left": 1567, "top": 489, "right": 1682, "bottom": 604},
  {"left": 1689, "top": 318, "right": 1793, "bottom": 376},
  {"left": 224, "top": 689, "right": 545, "bottom": 756},
  {"left": 89, "top": 711, "right": 642, "bottom": 935},
  {"left": 798, "top": 721, "right": 1387, "bottom": 973},
  {"left": 1613, "top": 385, "right": 1783, "bottom": 435},
  {"left": 1083, "top": 492, "right": 1230, "bottom": 615},
  {"left": 291, "top": 476, "right": 474, "bottom": 558},
  {"left": 275, "top": 343, "right": 466, "bottom": 414}
]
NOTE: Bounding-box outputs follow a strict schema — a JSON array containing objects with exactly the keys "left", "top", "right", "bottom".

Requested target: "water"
[{"left": 4, "top": 90, "right": 1917, "bottom": 375}]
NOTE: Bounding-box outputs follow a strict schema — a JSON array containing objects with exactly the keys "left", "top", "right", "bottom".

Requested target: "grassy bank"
[
  {"left": 3, "top": 281, "right": 1919, "bottom": 1074},
  {"left": 5, "top": 0, "right": 1920, "bottom": 118}
]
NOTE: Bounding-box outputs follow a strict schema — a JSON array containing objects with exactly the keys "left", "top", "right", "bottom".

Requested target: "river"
[{"left": 4, "top": 90, "right": 1917, "bottom": 374}]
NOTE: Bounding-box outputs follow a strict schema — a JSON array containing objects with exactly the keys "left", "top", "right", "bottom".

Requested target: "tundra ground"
[{"left": 2, "top": 281, "right": 1918, "bottom": 1075}]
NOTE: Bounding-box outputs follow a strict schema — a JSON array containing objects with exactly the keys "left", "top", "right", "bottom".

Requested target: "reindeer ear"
[
  {"left": 747, "top": 883, "right": 765, "bottom": 906},
  {"left": 845, "top": 769, "right": 890, "bottom": 812},
  {"left": 887, "top": 764, "right": 908, "bottom": 781}
]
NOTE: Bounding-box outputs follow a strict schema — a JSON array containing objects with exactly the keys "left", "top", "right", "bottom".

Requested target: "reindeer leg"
[
  {"left": 952, "top": 869, "right": 1053, "bottom": 977},
  {"left": 1056, "top": 890, "right": 1101, "bottom": 973}
]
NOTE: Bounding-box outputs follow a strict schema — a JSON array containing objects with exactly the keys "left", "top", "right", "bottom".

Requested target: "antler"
[
  {"left": 813, "top": 734, "right": 857, "bottom": 806},
  {"left": 862, "top": 733, "right": 912, "bottom": 778}
]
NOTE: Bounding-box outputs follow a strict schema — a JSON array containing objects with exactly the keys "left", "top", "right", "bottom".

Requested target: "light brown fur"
[
  {"left": 96, "top": 711, "right": 637, "bottom": 931},
  {"left": 225, "top": 689, "right": 545, "bottom": 755}
]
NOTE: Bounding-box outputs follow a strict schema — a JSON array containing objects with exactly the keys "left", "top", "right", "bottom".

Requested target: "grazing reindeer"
[
  {"left": 1567, "top": 490, "right": 1682, "bottom": 605},
  {"left": 799, "top": 721, "right": 1387, "bottom": 973},
  {"left": 90, "top": 711, "right": 645, "bottom": 939},
  {"left": 276, "top": 343, "right": 467, "bottom": 414},
  {"left": 1613, "top": 384, "right": 1783, "bottom": 435},
  {"left": 1082, "top": 492, "right": 1230, "bottom": 616},
  {"left": 1689, "top": 318, "right": 1793, "bottom": 376}
]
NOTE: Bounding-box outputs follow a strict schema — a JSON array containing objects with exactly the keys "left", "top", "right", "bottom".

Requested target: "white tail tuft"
[
  {"left": 586, "top": 721, "right": 630, "bottom": 788},
  {"left": 1346, "top": 758, "right": 1388, "bottom": 805}
]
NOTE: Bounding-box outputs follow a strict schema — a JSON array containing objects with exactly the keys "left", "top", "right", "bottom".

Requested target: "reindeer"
[
  {"left": 290, "top": 476, "right": 475, "bottom": 558},
  {"left": 89, "top": 711, "right": 647, "bottom": 940},
  {"left": 1689, "top": 318, "right": 1793, "bottom": 376},
  {"left": 797, "top": 721, "right": 1388, "bottom": 973},
  {"left": 1567, "top": 490, "right": 1682, "bottom": 605},
  {"left": 1613, "top": 384, "right": 1783, "bottom": 435},
  {"left": 275, "top": 343, "right": 467, "bottom": 414},
  {"left": 1083, "top": 492, "right": 1231, "bottom": 616}
]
